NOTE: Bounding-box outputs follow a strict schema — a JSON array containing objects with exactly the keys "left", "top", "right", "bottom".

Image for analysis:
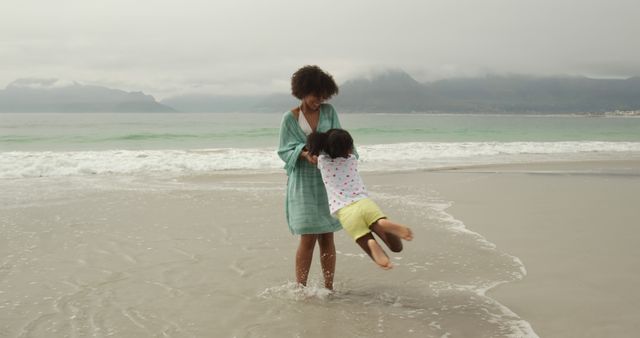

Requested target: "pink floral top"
[{"left": 317, "top": 154, "right": 368, "bottom": 215}]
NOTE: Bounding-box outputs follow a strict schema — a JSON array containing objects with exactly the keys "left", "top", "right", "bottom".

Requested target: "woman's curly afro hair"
[{"left": 291, "top": 65, "right": 339, "bottom": 100}]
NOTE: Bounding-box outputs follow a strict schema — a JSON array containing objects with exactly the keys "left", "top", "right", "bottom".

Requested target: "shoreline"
[
  {"left": 177, "top": 157, "right": 640, "bottom": 181},
  {"left": 2, "top": 158, "right": 639, "bottom": 337},
  {"left": 413, "top": 159, "right": 640, "bottom": 337},
  {"left": 224, "top": 157, "right": 639, "bottom": 337}
]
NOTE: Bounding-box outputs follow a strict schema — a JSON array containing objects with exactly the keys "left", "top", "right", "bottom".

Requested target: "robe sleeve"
[{"left": 277, "top": 112, "right": 306, "bottom": 176}]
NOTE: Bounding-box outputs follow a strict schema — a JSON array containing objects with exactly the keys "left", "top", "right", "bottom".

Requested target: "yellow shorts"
[{"left": 336, "top": 198, "right": 386, "bottom": 240}]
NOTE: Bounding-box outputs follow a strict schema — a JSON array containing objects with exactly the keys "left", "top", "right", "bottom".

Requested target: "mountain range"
[
  {"left": 0, "top": 79, "right": 174, "bottom": 113},
  {"left": 162, "top": 71, "right": 640, "bottom": 113},
  {"left": 2, "top": 71, "right": 640, "bottom": 113},
  {"left": 332, "top": 71, "right": 640, "bottom": 113}
]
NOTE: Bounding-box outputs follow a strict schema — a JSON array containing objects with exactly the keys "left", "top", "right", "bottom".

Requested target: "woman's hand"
[{"left": 301, "top": 150, "right": 318, "bottom": 165}]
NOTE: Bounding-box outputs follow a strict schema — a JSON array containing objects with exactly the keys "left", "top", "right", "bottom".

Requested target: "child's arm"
[{"left": 300, "top": 149, "right": 318, "bottom": 165}]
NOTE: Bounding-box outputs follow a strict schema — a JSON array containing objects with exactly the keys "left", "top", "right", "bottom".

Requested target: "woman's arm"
[{"left": 277, "top": 113, "right": 310, "bottom": 174}]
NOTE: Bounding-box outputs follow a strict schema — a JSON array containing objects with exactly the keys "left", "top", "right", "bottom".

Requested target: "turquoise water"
[
  {"left": 2, "top": 113, "right": 640, "bottom": 152},
  {"left": 344, "top": 114, "right": 640, "bottom": 144},
  {"left": 1, "top": 113, "right": 279, "bottom": 151}
]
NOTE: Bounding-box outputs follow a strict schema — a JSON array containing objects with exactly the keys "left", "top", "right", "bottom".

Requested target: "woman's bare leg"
[
  {"left": 317, "top": 233, "right": 336, "bottom": 290},
  {"left": 296, "top": 234, "right": 317, "bottom": 286}
]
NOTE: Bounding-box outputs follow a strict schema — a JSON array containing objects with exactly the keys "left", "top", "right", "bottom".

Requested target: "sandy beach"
[
  {"left": 1, "top": 159, "right": 639, "bottom": 337},
  {"left": 422, "top": 160, "right": 640, "bottom": 337}
]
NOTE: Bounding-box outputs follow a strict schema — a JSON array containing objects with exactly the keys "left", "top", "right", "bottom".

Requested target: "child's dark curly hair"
[
  {"left": 291, "top": 65, "right": 339, "bottom": 100},
  {"left": 307, "top": 129, "right": 353, "bottom": 159}
]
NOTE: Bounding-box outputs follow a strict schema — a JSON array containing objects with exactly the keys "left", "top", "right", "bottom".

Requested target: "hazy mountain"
[
  {"left": 0, "top": 78, "right": 175, "bottom": 113},
  {"left": 331, "top": 70, "right": 428, "bottom": 112},
  {"left": 163, "top": 70, "right": 640, "bottom": 113},
  {"left": 420, "top": 75, "right": 640, "bottom": 113},
  {"left": 5, "top": 73, "right": 640, "bottom": 113},
  {"left": 333, "top": 71, "right": 640, "bottom": 113},
  {"left": 161, "top": 94, "right": 296, "bottom": 113}
]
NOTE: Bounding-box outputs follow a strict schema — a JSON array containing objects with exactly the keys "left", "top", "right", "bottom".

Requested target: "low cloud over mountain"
[
  {"left": 164, "top": 70, "right": 640, "bottom": 113},
  {"left": 0, "top": 79, "right": 175, "bottom": 113},
  {"left": 3, "top": 72, "right": 640, "bottom": 113}
]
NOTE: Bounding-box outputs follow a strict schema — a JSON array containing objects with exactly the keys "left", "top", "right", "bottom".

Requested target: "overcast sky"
[{"left": 1, "top": 0, "right": 638, "bottom": 99}]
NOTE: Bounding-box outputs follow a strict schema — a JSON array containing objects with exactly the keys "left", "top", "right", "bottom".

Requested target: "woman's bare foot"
[
  {"left": 368, "top": 239, "right": 393, "bottom": 270},
  {"left": 377, "top": 219, "right": 413, "bottom": 241}
]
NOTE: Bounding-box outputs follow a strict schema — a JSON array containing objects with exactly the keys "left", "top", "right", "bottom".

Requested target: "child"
[{"left": 307, "top": 128, "right": 413, "bottom": 269}]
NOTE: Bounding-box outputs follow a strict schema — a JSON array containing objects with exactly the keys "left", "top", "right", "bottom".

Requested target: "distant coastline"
[
  {"left": 2, "top": 71, "right": 640, "bottom": 114},
  {"left": 0, "top": 79, "right": 174, "bottom": 113},
  {"left": 601, "top": 110, "right": 640, "bottom": 117}
]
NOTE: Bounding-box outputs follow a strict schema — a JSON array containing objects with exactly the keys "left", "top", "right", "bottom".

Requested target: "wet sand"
[
  {"left": 419, "top": 160, "right": 640, "bottom": 337},
  {"left": 1, "top": 159, "right": 639, "bottom": 337}
]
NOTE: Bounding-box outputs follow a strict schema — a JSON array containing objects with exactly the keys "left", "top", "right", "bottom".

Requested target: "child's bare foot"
[
  {"left": 377, "top": 219, "right": 413, "bottom": 241},
  {"left": 368, "top": 239, "right": 393, "bottom": 270}
]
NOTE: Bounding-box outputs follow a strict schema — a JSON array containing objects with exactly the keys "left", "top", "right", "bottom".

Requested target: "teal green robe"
[{"left": 277, "top": 104, "right": 343, "bottom": 235}]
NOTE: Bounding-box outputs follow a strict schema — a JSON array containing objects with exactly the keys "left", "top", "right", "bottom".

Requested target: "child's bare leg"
[
  {"left": 355, "top": 233, "right": 393, "bottom": 269},
  {"left": 317, "top": 233, "right": 336, "bottom": 290},
  {"left": 296, "top": 234, "right": 317, "bottom": 286},
  {"left": 367, "top": 239, "right": 393, "bottom": 269},
  {"left": 375, "top": 218, "right": 413, "bottom": 241},
  {"left": 370, "top": 223, "right": 403, "bottom": 253},
  {"left": 355, "top": 233, "right": 374, "bottom": 257}
]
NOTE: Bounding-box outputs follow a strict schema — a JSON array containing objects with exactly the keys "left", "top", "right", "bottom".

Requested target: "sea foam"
[{"left": 2, "top": 141, "right": 640, "bottom": 178}]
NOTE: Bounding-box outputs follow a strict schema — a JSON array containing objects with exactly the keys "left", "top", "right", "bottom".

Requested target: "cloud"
[
  {"left": 7, "top": 78, "right": 76, "bottom": 90},
  {"left": 1, "top": 0, "right": 638, "bottom": 98}
]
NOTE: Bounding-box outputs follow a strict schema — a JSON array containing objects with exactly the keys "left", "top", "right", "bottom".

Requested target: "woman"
[{"left": 277, "top": 65, "right": 342, "bottom": 290}]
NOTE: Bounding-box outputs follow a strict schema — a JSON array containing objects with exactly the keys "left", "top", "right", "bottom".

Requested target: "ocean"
[
  {"left": 2, "top": 112, "right": 640, "bottom": 337},
  {"left": 2, "top": 112, "right": 640, "bottom": 178}
]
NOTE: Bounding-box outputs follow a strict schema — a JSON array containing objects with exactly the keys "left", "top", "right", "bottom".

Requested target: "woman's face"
[{"left": 302, "top": 94, "right": 326, "bottom": 112}]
